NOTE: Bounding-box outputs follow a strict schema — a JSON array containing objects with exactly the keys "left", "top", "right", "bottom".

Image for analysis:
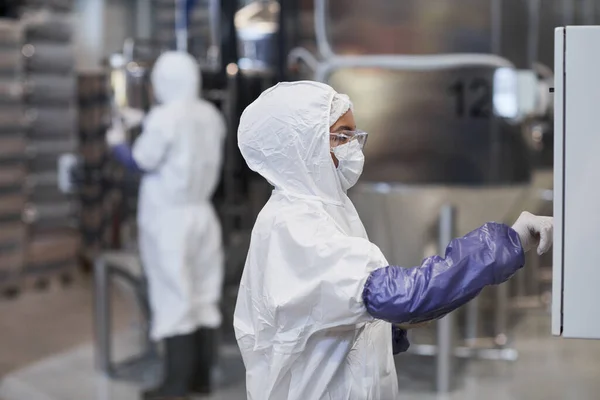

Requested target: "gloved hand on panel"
[{"left": 511, "top": 211, "right": 554, "bottom": 256}]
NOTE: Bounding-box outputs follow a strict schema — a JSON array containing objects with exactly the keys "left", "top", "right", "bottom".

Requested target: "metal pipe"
[
  {"left": 136, "top": 0, "right": 152, "bottom": 40},
  {"left": 123, "top": 38, "right": 135, "bottom": 63},
  {"left": 314, "top": 53, "right": 514, "bottom": 82},
  {"left": 494, "top": 279, "right": 510, "bottom": 347},
  {"left": 208, "top": 0, "right": 222, "bottom": 68},
  {"left": 289, "top": 47, "right": 512, "bottom": 75},
  {"left": 490, "top": 0, "right": 502, "bottom": 56},
  {"left": 93, "top": 256, "right": 111, "bottom": 375},
  {"left": 465, "top": 297, "right": 479, "bottom": 347},
  {"left": 175, "top": 0, "right": 188, "bottom": 52},
  {"left": 436, "top": 204, "right": 455, "bottom": 394},
  {"left": 277, "top": 0, "right": 288, "bottom": 81},
  {"left": 312, "top": 0, "right": 514, "bottom": 84},
  {"left": 314, "top": 0, "right": 334, "bottom": 59},
  {"left": 287, "top": 47, "right": 319, "bottom": 72},
  {"left": 527, "top": 0, "right": 541, "bottom": 68},
  {"left": 221, "top": 63, "right": 239, "bottom": 244}
]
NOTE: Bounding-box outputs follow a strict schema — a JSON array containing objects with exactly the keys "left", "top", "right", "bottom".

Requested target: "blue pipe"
[{"left": 175, "top": 0, "right": 200, "bottom": 51}]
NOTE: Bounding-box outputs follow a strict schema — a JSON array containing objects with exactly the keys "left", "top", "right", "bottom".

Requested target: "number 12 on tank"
[{"left": 448, "top": 78, "right": 492, "bottom": 119}]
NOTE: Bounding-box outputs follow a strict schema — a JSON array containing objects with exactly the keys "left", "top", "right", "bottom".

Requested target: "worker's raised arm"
[{"left": 363, "top": 213, "right": 552, "bottom": 325}]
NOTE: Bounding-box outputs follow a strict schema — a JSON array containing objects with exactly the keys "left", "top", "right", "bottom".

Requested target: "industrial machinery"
[{"left": 13, "top": 0, "right": 595, "bottom": 393}]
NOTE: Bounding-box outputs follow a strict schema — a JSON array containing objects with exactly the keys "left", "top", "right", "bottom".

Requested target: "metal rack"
[
  {"left": 21, "top": 6, "right": 79, "bottom": 290},
  {"left": 0, "top": 19, "right": 26, "bottom": 297},
  {"left": 0, "top": 3, "right": 79, "bottom": 298}
]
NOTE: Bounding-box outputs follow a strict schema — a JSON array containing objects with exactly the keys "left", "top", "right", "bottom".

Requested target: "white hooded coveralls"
[
  {"left": 132, "top": 51, "right": 226, "bottom": 340},
  {"left": 234, "top": 81, "right": 398, "bottom": 399}
]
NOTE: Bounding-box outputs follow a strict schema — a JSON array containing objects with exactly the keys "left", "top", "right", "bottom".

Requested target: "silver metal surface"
[
  {"left": 350, "top": 184, "right": 528, "bottom": 267},
  {"left": 320, "top": 0, "right": 493, "bottom": 55},
  {"left": 328, "top": 68, "right": 530, "bottom": 184},
  {"left": 235, "top": 1, "right": 280, "bottom": 74},
  {"left": 304, "top": 0, "right": 535, "bottom": 63},
  {"left": 293, "top": 0, "right": 533, "bottom": 185},
  {"left": 109, "top": 42, "right": 156, "bottom": 112},
  {"left": 436, "top": 205, "right": 455, "bottom": 394}
]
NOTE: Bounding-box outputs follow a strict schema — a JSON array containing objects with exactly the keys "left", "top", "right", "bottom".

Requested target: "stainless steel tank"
[{"left": 301, "top": 0, "right": 536, "bottom": 235}]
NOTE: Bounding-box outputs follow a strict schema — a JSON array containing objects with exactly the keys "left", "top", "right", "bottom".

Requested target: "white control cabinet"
[{"left": 553, "top": 26, "right": 600, "bottom": 339}]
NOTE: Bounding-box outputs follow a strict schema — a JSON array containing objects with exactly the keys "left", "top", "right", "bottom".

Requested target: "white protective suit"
[
  {"left": 132, "top": 51, "right": 226, "bottom": 340},
  {"left": 234, "top": 81, "right": 398, "bottom": 399}
]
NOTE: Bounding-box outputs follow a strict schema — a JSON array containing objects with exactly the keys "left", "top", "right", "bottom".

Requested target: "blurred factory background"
[{"left": 0, "top": 0, "right": 599, "bottom": 399}]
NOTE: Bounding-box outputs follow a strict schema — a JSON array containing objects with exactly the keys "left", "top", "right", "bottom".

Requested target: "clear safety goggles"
[{"left": 329, "top": 130, "right": 368, "bottom": 150}]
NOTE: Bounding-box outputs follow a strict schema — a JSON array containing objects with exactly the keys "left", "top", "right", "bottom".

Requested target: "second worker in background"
[{"left": 106, "top": 51, "right": 226, "bottom": 400}]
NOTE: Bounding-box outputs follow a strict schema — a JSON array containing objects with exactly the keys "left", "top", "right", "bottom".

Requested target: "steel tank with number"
[{"left": 292, "top": 0, "right": 539, "bottom": 341}]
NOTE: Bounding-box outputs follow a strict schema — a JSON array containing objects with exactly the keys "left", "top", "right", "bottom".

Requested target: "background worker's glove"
[
  {"left": 105, "top": 107, "right": 145, "bottom": 148},
  {"left": 511, "top": 211, "right": 553, "bottom": 255},
  {"left": 106, "top": 119, "right": 127, "bottom": 147},
  {"left": 119, "top": 107, "right": 145, "bottom": 129}
]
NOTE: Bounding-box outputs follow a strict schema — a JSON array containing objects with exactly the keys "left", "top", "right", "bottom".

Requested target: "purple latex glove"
[
  {"left": 111, "top": 143, "right": 145, "bottom": 174},
  {"left": 392, "top": 326, "right": 410, "bottom": 355},
  {"left": 363, "top": 222, "right": 524, "bottom": 325}
]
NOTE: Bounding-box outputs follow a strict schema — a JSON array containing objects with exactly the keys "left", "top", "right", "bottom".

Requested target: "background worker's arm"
[
  {"left": 363, "top": 214, "right": 552, "bottom": 326},
  {"left": 131, "top": 108, "right": 173, "bottom": 172}
]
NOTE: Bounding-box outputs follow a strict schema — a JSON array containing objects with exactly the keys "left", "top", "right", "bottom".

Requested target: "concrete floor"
[
  {"left": 1, "top": 279, "right": 600, "bottom": 400},
  {"left": 0, "top": 278, "right": 136, "bottom": 376}
]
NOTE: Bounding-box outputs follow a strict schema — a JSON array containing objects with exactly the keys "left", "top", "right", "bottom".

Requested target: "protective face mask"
[{"left": 331, "top": 140, "right": 365, "bottom": 191}]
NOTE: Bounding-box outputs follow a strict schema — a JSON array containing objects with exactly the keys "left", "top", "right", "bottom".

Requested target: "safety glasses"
[{"left": 329, "top": 130, "right": 368, "bottom": 150}]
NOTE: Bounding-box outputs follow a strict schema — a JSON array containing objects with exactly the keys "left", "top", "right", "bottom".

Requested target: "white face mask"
[{"left": 331, "top": 140, "right": 365, "bottom": 191}]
